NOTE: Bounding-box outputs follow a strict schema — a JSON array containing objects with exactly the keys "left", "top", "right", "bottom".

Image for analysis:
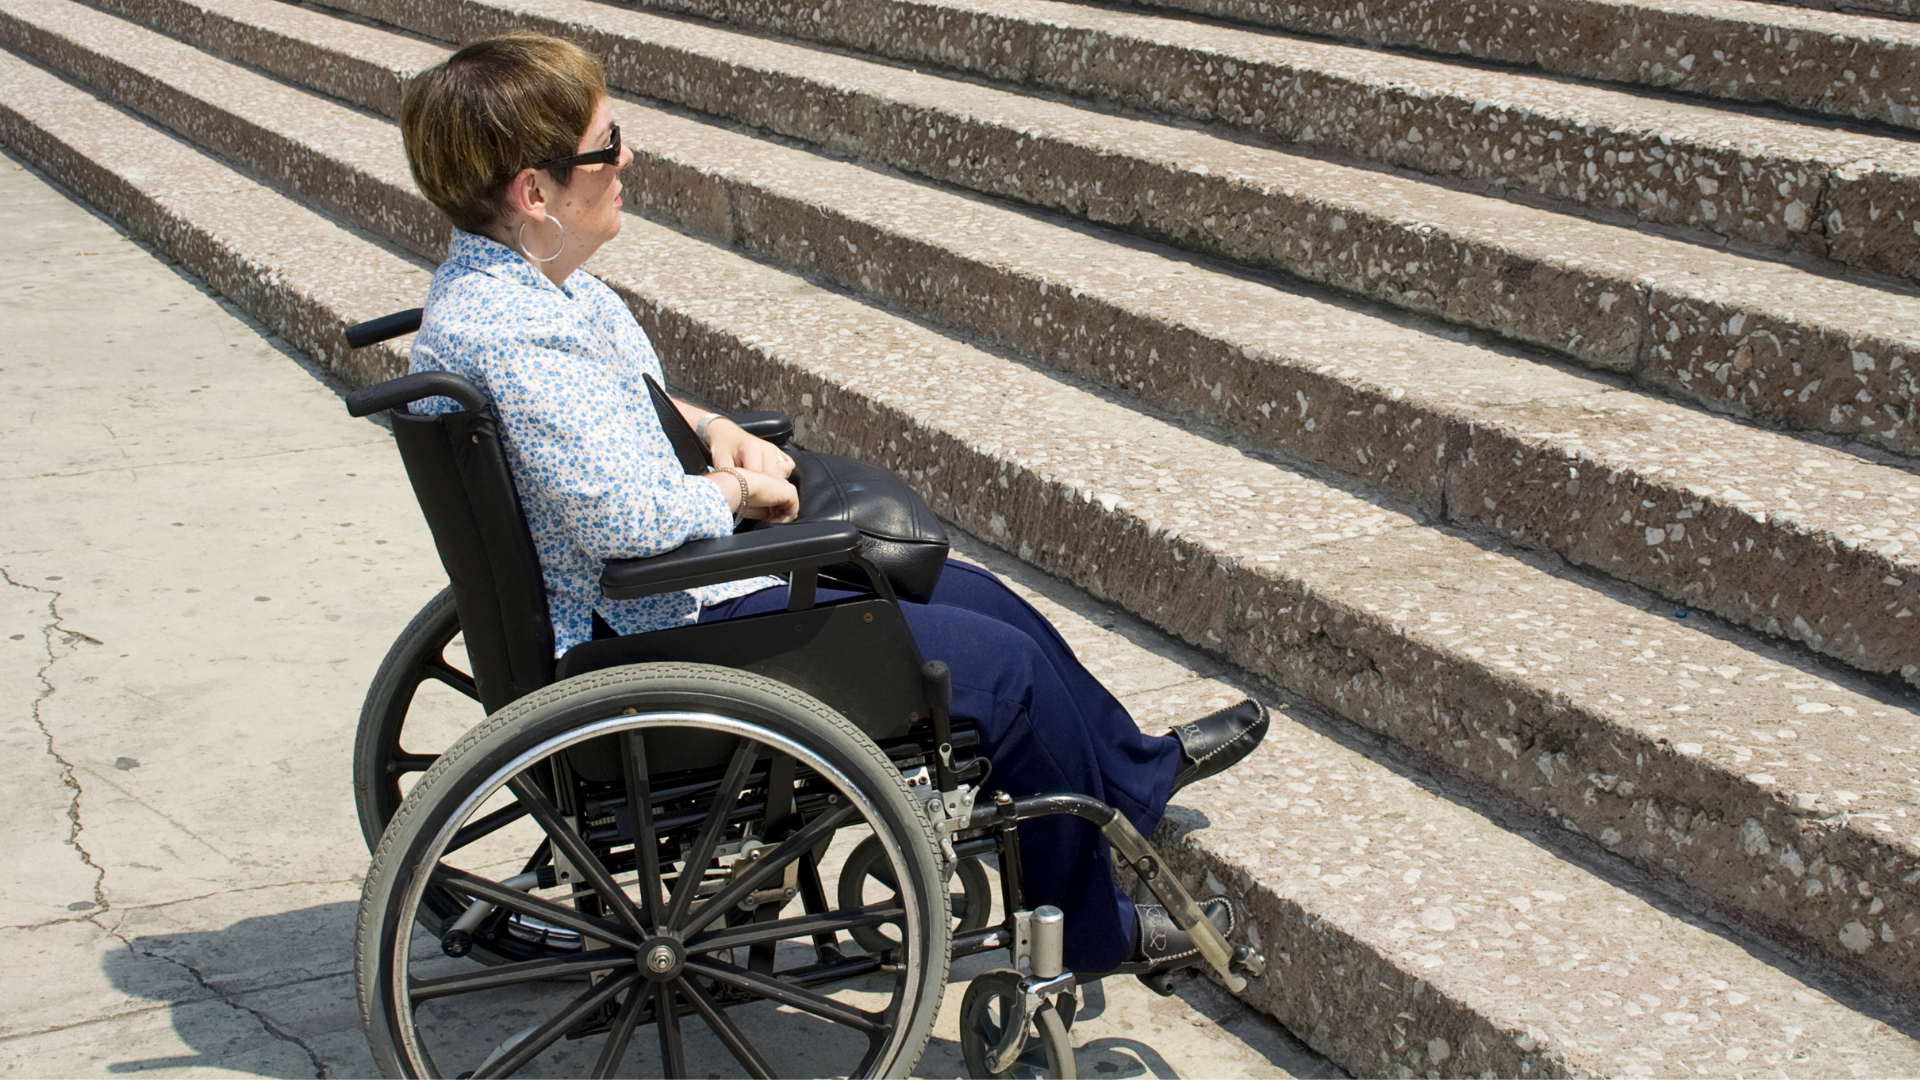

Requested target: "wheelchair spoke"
[
  {"left": 471, "top": 971, "right": 636, "bottom": 1079},
  {"left": 685, "top": 903, "right": 904, "bottom": 956},
  {"left": 444, "top": 798, "right": 529, "bottom": 855},
  {"left": 408, "top": 949, "right": 635, "bottom": 1002},
  {"left": 384, "top": 752, "right": 437, "bottom": 776},
  {"left": 686, "top": 959, "right": 885, "bottom": 1033},
  {"left": 422, "top": 655, "right": 479, "bottom": 701},
  {"left": 664, "top": 739, "right": 758, "bottom": 930},
  {"left": 681, "top": 803, "right": 857, "bottom": 938},
  {"left": 677, "top": 975, "right": 776, "bottom": 1080},
  {"left": 654, "top": 981, "right": 687, "bottom": 1079},
  {"left": 432, "top": 865, "right": 642, "bottom": 952},
  {"left": 589, "top": 980, "right": 647, "bottom": 1080},
  {"left": 621, "top": 731, "right": 668, "bottom": 930},
  {"left": 507, "top": 775, "right": 647, "bottom": 940}
]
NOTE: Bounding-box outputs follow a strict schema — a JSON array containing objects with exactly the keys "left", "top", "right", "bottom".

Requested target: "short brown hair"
[{"left": 400, "top": 32, "right": 606, "bottom": 234}]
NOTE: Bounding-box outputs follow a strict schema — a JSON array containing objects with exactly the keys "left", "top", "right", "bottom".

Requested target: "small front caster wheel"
[{"left": 958, "top": 968, "right": 1075, "bottom": 1079}]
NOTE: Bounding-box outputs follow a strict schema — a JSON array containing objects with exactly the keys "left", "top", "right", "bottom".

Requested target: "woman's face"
[{"left": 540, "top": 96, "right": 629, "bottom": 256}]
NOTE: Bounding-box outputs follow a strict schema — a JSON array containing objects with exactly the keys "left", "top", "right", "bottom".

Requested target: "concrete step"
[
  {"left": 620, "top": 0, "right": 1920, "bottom": 282},
  {"left": 80, "top": 0, "right": 439, "bottom": 115},
  {"left": 169, "top": 0, "right": 1920, "bottom": 466},
  {"left": 0, "top": 54, "right": 423, "bottom": 384},
  {"left": 1070, "top": 0, "right": 1920, "bottom": 127},
  {"left": 28, "top": 0, "right": 1920, "bottom": 696},
  {"left": 1745, "top": 0, "right": 1920, "bottom": 20},
  {"left": 11, "top": 0, "right": 1920, "bottom": 1014},
  {"left": 7, "top": 40, "right": 1920, "bottom": 1076}
]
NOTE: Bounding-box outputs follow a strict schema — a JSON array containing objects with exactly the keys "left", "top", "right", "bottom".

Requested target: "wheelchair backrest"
[{"left": 391, "top": 404, "right": 556, "bottom": 712}]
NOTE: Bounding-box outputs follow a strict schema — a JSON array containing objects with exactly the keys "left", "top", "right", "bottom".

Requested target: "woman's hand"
[
  {"left": 709, "top": 467, "right": 800, "bottom": 525},
  {"left": 705, "top": 418, "right": 794, "bottom": 479}
]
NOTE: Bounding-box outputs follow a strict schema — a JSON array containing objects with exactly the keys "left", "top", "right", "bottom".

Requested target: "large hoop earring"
[{"left": 517, "top": 216, "right": 565, "bottom": 263}]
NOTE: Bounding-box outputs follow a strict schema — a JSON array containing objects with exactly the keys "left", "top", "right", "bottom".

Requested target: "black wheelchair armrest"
[
  {"left": 601, "top": 521, "right": 864, "bottom": 600},
  {"left": 728, "top": 411, "right": 793, "bottom": 446},
  {"left": 346, "top": 371, "right": 485, "bottom": 416}
]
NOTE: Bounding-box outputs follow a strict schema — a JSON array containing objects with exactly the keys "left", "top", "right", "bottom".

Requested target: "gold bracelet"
[{"left": 721, "top": 467, "right": 749, "bottom": 525}]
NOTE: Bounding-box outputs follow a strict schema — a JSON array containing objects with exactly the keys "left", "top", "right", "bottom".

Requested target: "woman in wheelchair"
[{"left": 352, "top": 30, "right": 1269, "bottom": 1078}]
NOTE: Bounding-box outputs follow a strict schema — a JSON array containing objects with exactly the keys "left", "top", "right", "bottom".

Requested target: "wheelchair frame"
[{"left": 342, "top": 309, "right": 1263, "bottom": 1079}]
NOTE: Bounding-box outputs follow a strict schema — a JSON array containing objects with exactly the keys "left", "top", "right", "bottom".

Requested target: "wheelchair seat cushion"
[{"left": 786, "top": 448, "right": 948, "bottom": 604}]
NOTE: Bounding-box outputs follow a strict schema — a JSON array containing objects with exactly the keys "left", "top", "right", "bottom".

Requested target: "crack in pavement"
[
  {"left": 91, "top": 913, "right": 331, "bottom": 1078},
  {"left": 3, "top": 565, "right": 108, "bottom": 915},
  {"left": 0, "top": 999, "right": 192, "bottom": 1045},
  {"left": 90, "top": 876, "right": 363, "bottom": 922}
]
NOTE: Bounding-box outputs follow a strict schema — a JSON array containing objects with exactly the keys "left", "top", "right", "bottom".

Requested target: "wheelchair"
[{"left": 340, "top": 309, "right": 1265, "bottom": 1078}]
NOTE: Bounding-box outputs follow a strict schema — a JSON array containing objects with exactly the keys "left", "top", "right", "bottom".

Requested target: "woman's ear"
[{"left": 501, "top": 167, "right": 551, "bottom": 221}]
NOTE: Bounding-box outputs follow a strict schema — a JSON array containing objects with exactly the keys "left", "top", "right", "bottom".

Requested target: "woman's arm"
[
  {"left": 672, "top": 397, "right": 794, "bottom": 478},
  {"left": 703, "top": 466, "right": 800, "bottom": 524},
  {"left": 479, "top": 330, "right": 757, "bottom": 560}
]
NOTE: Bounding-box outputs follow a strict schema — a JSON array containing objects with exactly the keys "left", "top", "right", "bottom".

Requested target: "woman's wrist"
[
  {"left": 716, "top": 466, "right": 750, "bottom": 525},
  {"left": 695, "top": 412, "right": 724, "bottom": 447}
]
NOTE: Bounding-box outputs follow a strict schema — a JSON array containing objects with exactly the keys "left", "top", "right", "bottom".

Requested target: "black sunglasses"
[{"left": 531, "top": 122, "right": 621, "bottom": 171}]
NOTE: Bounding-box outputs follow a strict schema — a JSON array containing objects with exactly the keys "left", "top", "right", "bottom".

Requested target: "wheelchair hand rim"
[{"left": 388, "top": 708, "right": 932, "bottom": 1078}]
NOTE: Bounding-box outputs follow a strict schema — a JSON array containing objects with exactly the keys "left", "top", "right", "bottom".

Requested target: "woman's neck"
[{"left": 482, "top": 222, "right": 580, "bottom": 287}]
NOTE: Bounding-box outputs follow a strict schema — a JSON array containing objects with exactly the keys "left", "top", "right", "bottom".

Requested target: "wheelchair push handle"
[
  {"left": 345, "top": 371, "right": 488, "bottom": 417},
  {"left": 344, "top": 307, "right": 423, "bottom": 349}
]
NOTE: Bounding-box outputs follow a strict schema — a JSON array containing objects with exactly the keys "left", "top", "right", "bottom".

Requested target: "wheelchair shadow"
[
  {"left": 95, "top": 898, "right": 1339, "bottom": 1079},
  {"left": 916, "top": 974, "right": 1182, "bottom": 1078},
  {"left": 98, "top": 900, "right": 366, "bottom": 1076}
]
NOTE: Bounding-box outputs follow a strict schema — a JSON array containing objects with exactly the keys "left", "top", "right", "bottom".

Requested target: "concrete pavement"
[{"left": 0, "top": 148, "right": 1335, "bottom": 1078}]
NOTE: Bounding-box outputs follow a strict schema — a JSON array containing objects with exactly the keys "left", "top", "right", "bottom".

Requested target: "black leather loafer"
[
  {"left": 1132, "top": 895, "right": 1235, "bottom": 969},
  {"left": 1169, "top": 699, "right": 1269, "bottom": 795}
]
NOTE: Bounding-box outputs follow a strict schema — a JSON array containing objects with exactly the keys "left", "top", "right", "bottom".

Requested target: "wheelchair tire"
[
  {"left": 356, "top": 662, "right": 950, "bottom": 1079},
  {"left": 958, "top": 968, "right": 1076, "bottom": 1079},
  {"left": 354, "top": 587, "right": 479, "bottom": 850}
]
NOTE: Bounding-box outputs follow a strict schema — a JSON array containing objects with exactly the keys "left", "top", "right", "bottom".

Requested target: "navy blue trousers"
[{"left": 699, "top": 559, "right": 1181, "bottom": 971}]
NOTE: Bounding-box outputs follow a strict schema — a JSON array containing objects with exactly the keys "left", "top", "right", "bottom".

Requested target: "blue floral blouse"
[{"left": 409, "top": 229, "right": 775, "bottom": 655}]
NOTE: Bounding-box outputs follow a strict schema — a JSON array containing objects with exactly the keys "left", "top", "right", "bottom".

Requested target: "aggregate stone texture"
[
  {"left": 0, "top": 88, "right": 1904, "bottom": 1076},
  {"left": 290, "top": 0, "right": 1920, "bottom": 458},
  {"left": 0, "top": 0, "right": 445, "bottom": 259},
  {"left": 16, "top": 16, "right": 1920, "bottom": 1007},
  {"left": 84, "top": 0, "right": 445, "bottom": 117},
  {"left": 1151, "top": 700, "right": 1920, "bottom": 1079},
  {"left": 1097, "top": 0, "right": 1920, "bottom": 129},
  {"left": 580, "top": 209, "right": 1920, "bottom": 1009},
  {"left": 1751, "top": 0, "right": 1920, "bottom": 15},
  {"left": 0, "top": 165, "right": 1905, "bottom": 1070},
  {"left": 39, "top": 0, "right": 1920, "bottom": 698},
  {"left": 606, "top": 99, "right": 1920, "bottom": 691},
  {"left": 962, "top": 534, "right": 1920, "bottom": 1077},
  {"left": 0, "top": 154, "right": 1339, "bottom": 1078},
  {"left": 0, "top": 53, "right": 427, "bottom": 391},
  {"left": 639, "top": 0, "right": 1920, "bottom": 278}
]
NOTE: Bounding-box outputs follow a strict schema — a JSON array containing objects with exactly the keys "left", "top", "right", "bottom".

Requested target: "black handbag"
[{"left": 645, "top": 376, "right": 948, "bottom": 602}]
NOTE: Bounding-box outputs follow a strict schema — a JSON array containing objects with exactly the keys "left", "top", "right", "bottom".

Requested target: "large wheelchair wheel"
[
  {"left": 354, "top": 588, "right": 480, "bottom": 850},
  {"left": 355, "top": 663, "right": 950, "bottom": 1079}
]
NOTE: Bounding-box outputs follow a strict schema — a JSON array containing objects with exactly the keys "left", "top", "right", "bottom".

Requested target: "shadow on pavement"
[{"left": 99, "top": 900, "right": 359, "bottom": 1076}]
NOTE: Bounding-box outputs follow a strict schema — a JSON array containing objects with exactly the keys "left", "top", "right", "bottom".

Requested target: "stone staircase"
[{"left": 5, "top": 0, "right": 1920, "bottom": 1072}]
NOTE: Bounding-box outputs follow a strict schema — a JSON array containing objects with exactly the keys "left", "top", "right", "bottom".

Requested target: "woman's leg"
[
  {"left": 926, "top": 559, "right": 1177, "bottom": 832},
  {"left": 698, "top": 573, "right": 1182, "bottom": 972}
]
